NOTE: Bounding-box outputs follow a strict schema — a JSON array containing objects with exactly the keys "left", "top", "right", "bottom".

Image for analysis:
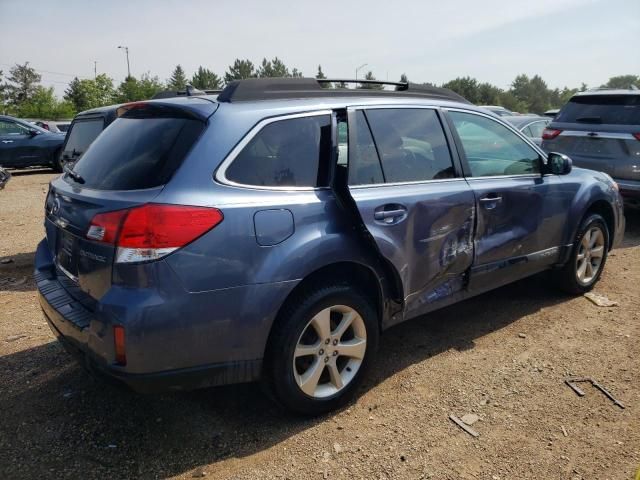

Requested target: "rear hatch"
[
  {"left": 542, "top": 93, "right": 640, "bottom": 181},
  {"left": 45, "top": 99, "right": 216, "bottom": 304}
]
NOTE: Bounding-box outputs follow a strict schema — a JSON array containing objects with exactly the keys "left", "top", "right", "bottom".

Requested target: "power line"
[{"left": 0, "top": 63, "right": 90, "bottom": 79}]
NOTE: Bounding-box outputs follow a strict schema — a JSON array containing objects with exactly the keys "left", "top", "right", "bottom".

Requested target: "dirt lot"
[{"left": 0, "top": 171, "right": 638, "bottom": 480}]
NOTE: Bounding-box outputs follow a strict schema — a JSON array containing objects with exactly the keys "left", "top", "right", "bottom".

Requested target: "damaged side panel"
[{"left": 347, "top": 181, "right": 476, "bottom": 326}]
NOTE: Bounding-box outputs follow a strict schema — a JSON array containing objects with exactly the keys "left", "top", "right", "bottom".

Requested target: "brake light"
[
  {"left": 87, "top": 204, "right": 223, "bottom": 263},
  {"left": 633, "top": 133, "right": 640, "bottom": 141},
  {"left": 113, "top": 325, "right": 126, "bottom": 365},
  {"left": 542, "top": 128, "right": 562, "bottom": 140}
]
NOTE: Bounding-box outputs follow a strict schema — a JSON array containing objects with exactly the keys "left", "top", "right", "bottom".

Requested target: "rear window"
[
  {"left": 555, "top": 94, "right": 640, "bottom": 125},
  {"left": 64, "top": 118, "right": 104, "bottom": 157},
  {"left": 224, "top": 114, "right": 331, "bottom": 188},
  {"left": 69, "top": 117, "right": 204, "bottom": 190}
]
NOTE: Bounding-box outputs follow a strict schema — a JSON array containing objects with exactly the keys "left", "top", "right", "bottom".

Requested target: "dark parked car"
[
  {"left": 36, "top": 78, "right": 625, "bottom": 415},
  {"left": 60, "top": 104, "right": 121, "bottom": 166},
  {"left": 503, "top": 115, "right": 551, "bottom": 146},
  {"left": 541, "top": 88, "right": 640, "bottom": 207},
  {"left": 29, "top": 120, "right": 71, "bottom": 134},
  {"left": 0, "top": 115, "right": 65, "bottom": 170}
]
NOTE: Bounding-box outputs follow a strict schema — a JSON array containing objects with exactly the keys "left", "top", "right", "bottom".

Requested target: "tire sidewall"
[{"left": 268, "top": 285, "right": 378, "bottom": 415}]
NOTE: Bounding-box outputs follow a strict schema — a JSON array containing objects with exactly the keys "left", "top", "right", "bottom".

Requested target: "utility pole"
[
  {"left": 118, "top": 46, "right": 131, "bottom": 78},
  {"left": 94, "top": 61, "right": 97, "bottom": 80},
  {"left": 355, "top": 63, "right": 368, "bottom": 82}
]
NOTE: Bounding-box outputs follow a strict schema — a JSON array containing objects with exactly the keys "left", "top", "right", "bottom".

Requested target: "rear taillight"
[
  {"left": 87, "top": 204, "right": 223, "bottom": 263},
  {"left": 633, "top": 133, "right": 640, "bottom": 141},
  {"left": 542, "top": 128, "right": 562, "bottom": 140}
]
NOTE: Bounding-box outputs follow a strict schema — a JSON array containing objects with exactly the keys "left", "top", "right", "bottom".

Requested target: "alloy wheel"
[
  {"left": 576, "top": 226, "right": 605, "bottom": 285},
  {"left": 293, "top": 305, "right": 367, "bottom": 398}
]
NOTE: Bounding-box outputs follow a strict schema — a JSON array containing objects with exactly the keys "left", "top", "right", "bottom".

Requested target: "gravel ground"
[{"left": 1, "top": 171, "right": 639, "bottom": 480}]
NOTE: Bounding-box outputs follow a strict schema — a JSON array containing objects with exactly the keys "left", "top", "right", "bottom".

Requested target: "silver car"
[{"left": 503, "top": 115, "right": 550, "bottom": 147}]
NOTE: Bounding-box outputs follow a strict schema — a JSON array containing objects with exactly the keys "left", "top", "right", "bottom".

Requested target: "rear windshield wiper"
[
  {"left": 63, "top": 164, "right": 85, "bottom": 184},
  {"left": 575, "top": 116, "right": 602, "bottom": 124}
]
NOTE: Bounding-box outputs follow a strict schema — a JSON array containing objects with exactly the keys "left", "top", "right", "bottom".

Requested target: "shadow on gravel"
[
  {"left": 0, "top": 251, "right": 36, "bottom": 292},
  {"left": 7, "top": 168, "right": 56, "bottom": 177},
  {"left": 0, "top": 274, "right": 569, "bottom": 479}
]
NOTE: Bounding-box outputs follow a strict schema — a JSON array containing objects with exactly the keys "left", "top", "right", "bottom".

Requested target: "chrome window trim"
[
  {"left": 558, "top": 130, "right": 637, "bottom": 140},
  {"left": 215, "top": 110, "right": 333, "bottom": 192},
  {"left": 520, "top": 119, "right": 549, "bottom": 133},
  {"left": 349, "top": 176, "right": 466, "bottom": 190}
]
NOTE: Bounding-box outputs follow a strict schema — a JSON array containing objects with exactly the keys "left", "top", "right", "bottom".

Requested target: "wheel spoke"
[
  {"left": 577, "top": 259, "right": 587, "bottom": 280},
  {"left": 590, "top": 229, "right": 602, "bottom": 248},
  {"left": 585, "top": 261, "right": 593, "bottom": 278},
  {"left": 576, "top": 252, "right": 586, "bottom": 261},
  {"left": 590, "top": 246, "right": 604, "bottom": 259},
  {"left": 310, "top": 308, "right": 331, "bottom": 340},
  {"left": 298, "top": 358, "right": 325, "bottom": 396},
  {"left": 295, "top": 343, "right": 319, "bottom": 359},
  {"left": 582, "top": 230, "right": 591, "bottom": 250},
  {"left": 338, "top": 338, "right": 367, "bottom": 360},
  {"left": 332, "top": 311, "right": 356, "bottom": 340},
  {"left": 327, "top": 364, "right": 344, "bottom": 390}
]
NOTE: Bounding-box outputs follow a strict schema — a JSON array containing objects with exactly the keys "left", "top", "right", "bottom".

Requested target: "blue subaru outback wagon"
[{"left": 36, "top": 78, "right": 625, "bottom": 415}]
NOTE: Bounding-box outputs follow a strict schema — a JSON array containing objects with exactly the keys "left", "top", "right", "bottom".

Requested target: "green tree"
[
  {"left": 441, "top": 76, "right": 479, "bottom": 103},
  {"left": 6, "top": 62, "right": 41, "bottom": 106},
  {"left": 602, "top": 75, "right": 639, "bottom": 89},
  {"left": 258, "top": 57, "right": 290, "bottom": 77},
  {"left": 115, "top": 73, "right": 164, "bottom": 103},
  {"left": 291, "top": 68, "right": 303, "bottom": 78},
  {"left": 359, "top": 71, "right": 383, "bottom": 89},
  {"left": 167, "top": 65, "right": 188, "bottom": 90},
  {"left": 476, "top": 82, "right": 502, "bottom": 105},
  {"left": 400, "top": 73, "right": 408, "bottom": 83},
  {"left": 191, "top": 66, "right": 222, "bottom": 90},
  {"left": 511, "top": 74, "right": 551, "bottom": 113},
  {"left": 224, "top": 59, "right": 257, "bottom": 83},
  {"left": 16, "top": 86, "right": 75, "bottom": 119},
  {"left": 64, "top": 74, "right": 116, "bottom": 112},
  {"left": 316, "top": 65, "right": 330, "bottom": 88},
  {"left": 0, "top": 70, "right": 7, "bottom": 114},
  {"left": 116, "top": 76, "right": 141, "bottom": 103}
]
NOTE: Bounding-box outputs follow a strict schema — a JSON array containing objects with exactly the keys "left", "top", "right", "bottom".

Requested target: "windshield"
[{"left": 555, "top": 94, "right": 640, "bottom": 125}]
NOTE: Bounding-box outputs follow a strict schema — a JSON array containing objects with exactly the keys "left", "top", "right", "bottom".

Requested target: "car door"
[
  {"left": 0, "top": 119, "right": 31, "bottom": 166},
  {"left": 445, "top": 109, "right": 573, "bottom": 292},
  {"left": 343, "top": 107, "right": 476, "bottom": 320}
]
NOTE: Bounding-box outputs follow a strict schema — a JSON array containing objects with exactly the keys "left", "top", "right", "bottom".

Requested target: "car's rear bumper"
[{"left": 35, "top": 238, "right": 296, "bottom": 392}]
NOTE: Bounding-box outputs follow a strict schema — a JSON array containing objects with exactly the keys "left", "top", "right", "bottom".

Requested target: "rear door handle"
[
  {"left": 479, "top": 194, "right": 503, "bottom": 209},
  {"left": 374, "top": 205, "right": 408, "bottom": 224},
  {"left": 2, "top": 140, "right": 13, "bottom": 144}
]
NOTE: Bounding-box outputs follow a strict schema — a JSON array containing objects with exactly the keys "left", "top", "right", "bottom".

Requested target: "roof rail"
[
  {"left": 151, "top": 86, "right": 222, "bottom": 100},
  {"left": 216, "top": 77, "right": 470, "bottom": 104}
]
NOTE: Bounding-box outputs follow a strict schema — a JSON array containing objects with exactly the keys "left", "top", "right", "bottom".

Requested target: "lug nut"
[
  {"left": 319, "top": 349, "right": 324, "bottom": 355},
  {"left": 333, "top": 351, "right": 338, "bottom": 356},
  {"left": 332, "top": 339, "right": 338, "bottom": 346},
  {"left": 325, "top": 339, "right": 330, "bottom": 345}
]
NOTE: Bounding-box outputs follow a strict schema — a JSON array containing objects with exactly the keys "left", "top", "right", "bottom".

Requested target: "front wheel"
[
  {"left": 264, "top": 284, "right": 379, "bottom": 416},
  {"left": 556, "top": 213, "right": 609, "bottom": 294}
]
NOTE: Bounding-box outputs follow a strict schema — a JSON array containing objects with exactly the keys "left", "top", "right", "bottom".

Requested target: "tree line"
[{"left": 0, "top": 60, "right": 637, "bottom": 120}]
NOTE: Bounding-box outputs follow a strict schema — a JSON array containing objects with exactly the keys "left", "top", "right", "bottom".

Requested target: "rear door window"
[
  {"left": 347, "top": 111, "right": 384, "bottom": 185},
  {"left": 70, "top": 116, "right": 204, "bottom": 190},
  {"left": 63, "top": 118, "right": 105, "bottom": 159},
  {"left": 555, "top": 95, "right": 640, "bottom": 125},
  {"left": 449, "top": 111, "right": 541, "bottom": 177},
  {"left": 224, "top": 114, "right": 332, "bottom": 188},
  {"left": 364, "top": 108, "right": 456, "bottom": 183}
]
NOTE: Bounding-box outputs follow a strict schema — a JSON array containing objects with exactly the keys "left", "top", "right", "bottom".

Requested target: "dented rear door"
[{"left": 343, "top": 107, "right": 475, "bottom": 318}]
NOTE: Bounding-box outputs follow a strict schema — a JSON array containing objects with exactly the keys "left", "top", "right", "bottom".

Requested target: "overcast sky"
[{"left": 1, "top": 0, "right": 638, "bottom": 96}]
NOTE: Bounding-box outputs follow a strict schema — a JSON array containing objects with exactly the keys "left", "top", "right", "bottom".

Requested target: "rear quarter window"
[
  {"left": 70, "top": 116, "right": 204, "bottom": 190},
  {"left": 223, "top": 114, "right": 332, "bottom": 188}
]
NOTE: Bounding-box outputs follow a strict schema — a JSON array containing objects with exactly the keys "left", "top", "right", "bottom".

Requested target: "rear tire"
[
  {"left": 556, "top": 213, "right": 609, "bottom": 294},
  {"left": 264, "top": 283, "right": 379, "bottom": 416}
]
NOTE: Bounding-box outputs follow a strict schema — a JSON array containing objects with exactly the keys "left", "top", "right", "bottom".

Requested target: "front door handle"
[
  {"left": 2, "top": 140, "right": 13, "bottom": 144},
  {"left": 374, "top": 205, "right": 408, "bottom": 224}
]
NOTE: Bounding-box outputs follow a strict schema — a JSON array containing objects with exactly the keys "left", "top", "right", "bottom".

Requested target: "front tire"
[
  {"left": 264, "top": 284, "right": 379, "bottom": 416},
  {"left": 556, "top": 213, "right": 609, "bottom": 294}
]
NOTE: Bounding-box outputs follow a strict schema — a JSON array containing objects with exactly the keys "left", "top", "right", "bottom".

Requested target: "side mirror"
[
  {"left": 28, "top": 129, "right": 39, "bottom": 137},
  {"left": 546, "top": 152, "right": 572, "bottom": 175}
]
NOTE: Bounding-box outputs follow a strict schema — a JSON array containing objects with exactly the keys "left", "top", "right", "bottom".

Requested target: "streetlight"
[
  {"left": 355, "top": 63, "right": 368, "bottom": 82},
  {"left": 118, "top": 45, "right": 131, "bottom": 79}
]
